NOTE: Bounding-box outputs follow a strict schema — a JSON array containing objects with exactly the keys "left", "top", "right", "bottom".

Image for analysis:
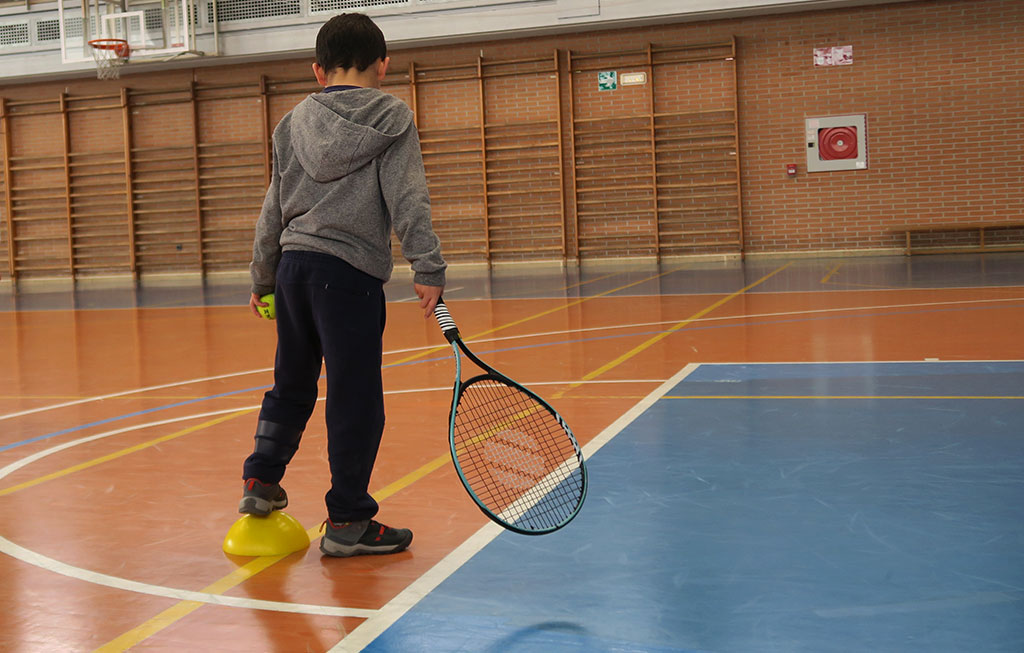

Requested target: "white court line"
[
  {"left": 359, "top": 295, "right": 1024, "bottom": 356},
  {"left": 0, "top": 369, "right": 273, "bottom": 422},
  {"left": 452, "top": 295, "right": 1024, "bottom": 349},
  {"left": 0, "top": 536, "right": 376, "bottom": 618},
  {"left": 0, "top": 405, "right": 380, "bottom": 617},
  {"left": 332, "top": 363, "right": 702, "bottom": 652},
  {"left": 594, "top": 284, "right": 1024, "bottom": 297},
  {"left": 0, "top": 405, "right": 347, "bottom": 616},
  {"left": 495, "top": 457, "right": 577, "bottom": 526},
  {"left": 0, "top": 380, "right": 663, "bottom": 616},
  {"left": 0, "top": 408, "right": 258, "bottom": 481},
  {"left": 391, "top": 287, "right": 465, "bottom": 303},
  {"left": 3, "top": 294, "right": 1020, "bottom": 422}
]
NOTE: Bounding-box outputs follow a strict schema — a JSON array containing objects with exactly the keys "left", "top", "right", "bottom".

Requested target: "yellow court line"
[
  {"left": 95, "top": 455, "right": 449, "bottom": 653},
  {"left": 560, "top": 269, "right": 624, "bottom": 291},
  {"left": 553, "top": 261, "right": 793, "bottom": 398},
  {"left": 388, "top": 264, "right": 690, "bottom": 366},
  {"left": 665, "top": 395, "right": 1024, "bottom": 400},
  {"left": 0, "top": 395, "right": 221, "bottom": 401},
  {"left": 0, "top": 409, "right": 255, "bottom": 498},
  {"left": 95, "top": 451, "right": 451, "bottom": 652},
  {"left": 94, "top": 554, "right": 288, "bottom": 653},
  {"left": 558, "top": 394, "right": 651, "bottom": 400},
  {"left": 821, "top": 263, "right": 842, "bottom": 284},
  {"left": 0, "top": 395, "right": 102, "bottom": 401},
  {"left": 821, "top": 279, "right": 907, "bottom": 289},
  {"left": 95, "top": 602, "right": 207, "bottom": 652}
]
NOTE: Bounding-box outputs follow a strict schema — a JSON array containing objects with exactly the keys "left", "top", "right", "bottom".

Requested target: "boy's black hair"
[{"left": 316, "top": 13, "right": 387, "bottom": 74}]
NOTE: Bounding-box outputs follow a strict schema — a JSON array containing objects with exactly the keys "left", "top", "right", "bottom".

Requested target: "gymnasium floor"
[{"left": 1, "top": 253, "right": 1022, "bottom": 652}]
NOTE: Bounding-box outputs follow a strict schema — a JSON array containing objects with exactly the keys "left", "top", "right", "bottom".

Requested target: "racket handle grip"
[{"left": 433, "top": 297, "right": 460, "bottom": 343}]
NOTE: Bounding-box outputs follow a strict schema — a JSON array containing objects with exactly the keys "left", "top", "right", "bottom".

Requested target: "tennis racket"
[{"left": 433, "top": 298, "right": 587, "bottom": 535}]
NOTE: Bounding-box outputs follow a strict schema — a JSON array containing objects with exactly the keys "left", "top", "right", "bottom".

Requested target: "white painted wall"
[{"left": 0, "top": 0, "right": 918, "bottom": 83}]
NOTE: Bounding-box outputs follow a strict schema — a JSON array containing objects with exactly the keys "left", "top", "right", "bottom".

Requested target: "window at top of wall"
[
  {"left": 208, "top": 0, "right": 302, "bottom": 22},
  {"left": 310, "top": 0, "right": 410, "bottom": 11},
  {"left": 36, "top": 18, "right": 61, "bottom": 42},
  {"left": 0, "top": 22, "right": 29, "bottom": 48}
]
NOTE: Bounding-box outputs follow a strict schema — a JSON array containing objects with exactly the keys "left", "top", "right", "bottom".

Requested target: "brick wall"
[
  {"left": 734, "top": 0, "right": 1023, "bottom": 253},
  {"left": 0, "top": 0, "right": 1021, "bottom": 280}
]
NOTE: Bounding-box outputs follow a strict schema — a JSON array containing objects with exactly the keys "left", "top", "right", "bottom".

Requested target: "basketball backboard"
[{"left": 57, "top": 0, "right": 203, "bottom": 67}]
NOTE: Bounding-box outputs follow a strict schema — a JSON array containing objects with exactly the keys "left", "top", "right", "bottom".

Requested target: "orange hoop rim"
[{"left": 88, "top": 38, "right": 130, "bottom": 54}]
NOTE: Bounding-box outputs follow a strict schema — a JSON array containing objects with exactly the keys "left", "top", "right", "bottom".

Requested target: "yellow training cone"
[{"left": 222, "top": 511, "right": 310, "bottom": 557}]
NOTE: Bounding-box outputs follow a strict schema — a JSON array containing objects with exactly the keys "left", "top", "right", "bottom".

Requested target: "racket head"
[{"left": 449, "top": 371, "right": 587, "bottom": 535}]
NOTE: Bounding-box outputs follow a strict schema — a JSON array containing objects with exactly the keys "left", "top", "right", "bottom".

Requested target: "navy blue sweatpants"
[{"left": 242, "top": 250, "right": 386, "bottom": 522}]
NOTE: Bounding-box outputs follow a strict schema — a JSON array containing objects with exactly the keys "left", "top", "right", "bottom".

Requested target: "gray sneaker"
[
  {"left": 238, "top": 478, "right": 288, "bottom": 516},
  {"left": 319, "top": 519, "right": 413, "bottom": 557}
]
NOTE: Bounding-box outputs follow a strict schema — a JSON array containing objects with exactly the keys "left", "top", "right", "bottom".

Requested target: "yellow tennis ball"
[{"left": 257, "top": 293, "right": 275, "bottom": 320}]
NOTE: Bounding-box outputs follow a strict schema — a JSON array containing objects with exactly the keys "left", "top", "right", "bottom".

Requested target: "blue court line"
[
  {"left": 0, "top": 385, "right": 270, "bottom": 454},
  {"left": 0, "top": 350, "right": 454, "bottom": 453},
  {"left": 0, "top": 352, "right": 457, "bottom": 454},
  {"left": 3, "top": 298, "right": 1018, "bottom": 454}
]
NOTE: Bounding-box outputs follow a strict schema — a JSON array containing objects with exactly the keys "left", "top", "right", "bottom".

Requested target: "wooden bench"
[{"left": 891, "top": 221, "right": 1024, "bottom": 255}]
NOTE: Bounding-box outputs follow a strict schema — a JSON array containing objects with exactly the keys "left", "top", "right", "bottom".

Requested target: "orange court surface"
[{"left": 1, "top": 254, "right": 1023, "bottom": 652}]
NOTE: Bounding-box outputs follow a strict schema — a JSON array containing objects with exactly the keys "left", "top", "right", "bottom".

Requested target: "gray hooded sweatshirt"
[{"left": 250, "top": 88, "right": 446, "bottom": 296}]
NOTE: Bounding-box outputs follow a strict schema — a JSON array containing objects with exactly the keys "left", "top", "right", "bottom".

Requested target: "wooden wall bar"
[
  {"left": 1, "top": 99, "right": 16, "bottom": 280},
  {"left": 568, "top": 38, "right": 741, "bottom": 260},
  {"left": 0, "top": 41, "right": 741, "bottom": 282}
]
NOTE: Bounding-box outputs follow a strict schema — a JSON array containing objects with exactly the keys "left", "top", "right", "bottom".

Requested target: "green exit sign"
[{"left": 598, "top": 71, "right": 617, "bottom": 91}]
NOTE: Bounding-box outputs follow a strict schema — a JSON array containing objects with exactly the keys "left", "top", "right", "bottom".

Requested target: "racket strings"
[{"left": 453, "top": 378, "right": 584, "bottom": 532}]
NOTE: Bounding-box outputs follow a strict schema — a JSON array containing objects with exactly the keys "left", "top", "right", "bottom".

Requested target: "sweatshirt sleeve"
[
  {"left": 378, "top": 120, "right": 447, "bottom": 287},
  {"left": 249, "top": 144, "right": 285, "bottom": 296}
]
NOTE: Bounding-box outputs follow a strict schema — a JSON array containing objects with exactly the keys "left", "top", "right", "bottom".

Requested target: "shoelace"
[
  {"left": 320, "top": 519, "right": 351, "bottom": 533},
  {"left": 319, "top": 519, "right": 390, "bottom": 537}
]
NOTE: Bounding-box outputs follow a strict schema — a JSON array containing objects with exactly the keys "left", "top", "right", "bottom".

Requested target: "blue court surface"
[{"left": 358, "top": 361, "right": 1024, "bottom": 652}]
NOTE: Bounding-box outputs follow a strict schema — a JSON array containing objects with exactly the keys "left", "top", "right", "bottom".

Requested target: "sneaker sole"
[
  {"left": 238, "top": 496, "right": 288, "bottom": 516},
  {"left": 319, "top": 532, "right": 413, "bottom": 558}
]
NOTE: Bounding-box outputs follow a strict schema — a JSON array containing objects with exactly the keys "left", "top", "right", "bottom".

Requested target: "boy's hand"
[
  {"left": 250, "top": 293, "right": 269, "bottom": 318},
  {"left": 415, "top": 283, "right": 443, "bottom": 317}
]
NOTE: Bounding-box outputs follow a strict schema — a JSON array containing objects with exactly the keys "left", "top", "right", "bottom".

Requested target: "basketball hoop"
[{"left": 88, "top": 38, "right": 130, "bottom": 80}]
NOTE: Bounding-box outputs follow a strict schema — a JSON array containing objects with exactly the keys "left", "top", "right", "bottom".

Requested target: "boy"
[{"left": 239, "top": 13, "right": 445, "bottom": 557}]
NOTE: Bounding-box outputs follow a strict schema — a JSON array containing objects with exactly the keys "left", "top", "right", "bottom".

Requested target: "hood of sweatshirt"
[{"left": 289, "top": 89, "right": 412, "bottom": 183}]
